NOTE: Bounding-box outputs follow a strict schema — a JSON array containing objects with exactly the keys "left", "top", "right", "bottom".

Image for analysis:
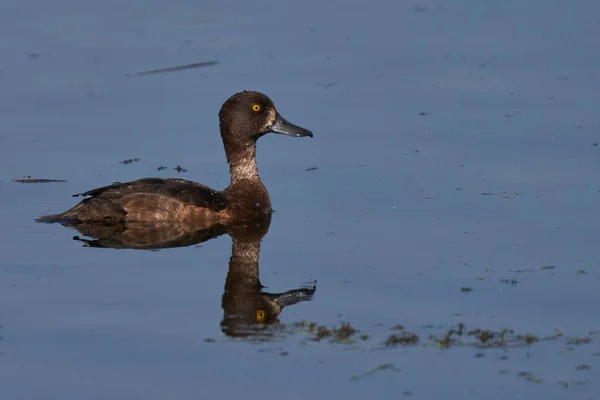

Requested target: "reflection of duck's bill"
[{"left": 267, "top": 282, "right": 317, "bottom": 308}]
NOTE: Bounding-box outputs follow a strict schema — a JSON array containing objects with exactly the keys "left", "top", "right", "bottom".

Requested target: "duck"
[{"left": 37, "top": 91, "right": 313, "bottom": 227}]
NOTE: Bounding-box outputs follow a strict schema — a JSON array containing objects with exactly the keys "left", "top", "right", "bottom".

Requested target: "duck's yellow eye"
[
  {"left": 252, "top": 104, "right": 261, "bottom": 112},
  {"left": 256, "top": 309, "right": 266, "bottom": 323}
]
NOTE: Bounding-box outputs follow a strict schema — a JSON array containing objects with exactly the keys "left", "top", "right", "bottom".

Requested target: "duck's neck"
[
  {"left": 223, "top": 140, "right": 271, "bottom": 217},
  {"left": 227, "top": 142, "right": 260, "bottom": 184}
]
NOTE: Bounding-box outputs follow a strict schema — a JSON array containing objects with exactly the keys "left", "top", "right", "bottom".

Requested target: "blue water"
[{"left": 1, "top": 0, "right": 599, "bottom": 399}]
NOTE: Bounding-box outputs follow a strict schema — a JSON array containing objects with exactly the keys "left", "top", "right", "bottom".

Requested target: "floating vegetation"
[
  {"left": 385, "top": 332, "right": 419, "bottom": 346},
  {"left": 294, "top": 321, "right": 359, "bottom": 344},
  {"left": 201, "top": 316, "right": 597, "bottom": 386},
  {"left": 198, "top": 318, "right": 599, "bottom": 384},
  {"left": 566, "top": 337, "right": 592, "bottom": 346},
  {"left": 519, "top": 334, "right": 538, "bottom": 344},
  {"left": 208, "top": 320, "right": 588, "bottom": 352}
]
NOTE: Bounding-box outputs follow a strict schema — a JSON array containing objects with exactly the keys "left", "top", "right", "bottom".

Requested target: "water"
[{"left": 1, "top": 0, "right": 599, "bottom": 398}]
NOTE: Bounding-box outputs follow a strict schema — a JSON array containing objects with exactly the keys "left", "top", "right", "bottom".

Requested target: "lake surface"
[{"left": 1, "top": 0, "right": 599, "bottom": 399}]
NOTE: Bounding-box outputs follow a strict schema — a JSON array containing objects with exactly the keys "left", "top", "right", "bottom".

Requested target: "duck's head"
[{"left": 218, "top": 91, "right": 313, "bottom": 146}]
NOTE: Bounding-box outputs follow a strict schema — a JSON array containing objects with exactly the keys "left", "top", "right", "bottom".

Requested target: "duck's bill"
[{"left": 270, "top": 113, "right": 313, "bottom": 138}]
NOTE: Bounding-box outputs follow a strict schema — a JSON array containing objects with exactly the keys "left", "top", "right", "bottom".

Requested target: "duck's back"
[{"left": 38, "top": 178, "right": 228, "bottom": 225}]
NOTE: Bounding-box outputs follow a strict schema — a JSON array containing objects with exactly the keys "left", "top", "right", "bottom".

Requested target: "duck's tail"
[
  {"left": 35, "top": 212, "right": 72, "bottom": 224},
  {"left": 36, "top": 198, "right": 126, "bottom": 224}
]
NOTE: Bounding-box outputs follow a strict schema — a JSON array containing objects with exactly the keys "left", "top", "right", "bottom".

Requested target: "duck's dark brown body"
[
  {"left": 38, "top": 91, "right": 312, "bottom": 227},
  {"left": 38, "top": 177, "right": 270, "bottom": 228}
]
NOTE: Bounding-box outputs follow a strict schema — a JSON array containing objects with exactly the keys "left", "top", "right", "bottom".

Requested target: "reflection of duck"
[
  {"left": 64, "top": 215, "right": 316, "bottom": 338},
  {"left": 69, "top": 221, "right": 228, "bottom": 250},
  {"left": 37, "top": 91, "right": 313, "bottom": 229},
  {"left": 221, "top": 217, "right": 316, "bottom": 337}
]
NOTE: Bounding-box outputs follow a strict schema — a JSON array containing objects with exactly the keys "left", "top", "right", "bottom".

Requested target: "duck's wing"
[{"left": 73, "top": 178, "right": 227, "bottom": 211}]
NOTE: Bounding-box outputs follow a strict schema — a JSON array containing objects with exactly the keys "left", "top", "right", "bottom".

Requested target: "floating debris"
[
  {"left": 157, "top": 166, "right": 168, "bottom": 171},
  {"left": 119, "top": 158, "right": 139, "bottom": 164},
  {"left": 174, "top": 165, "right": 188, "bottom": 173},
  {"left": 513, "top": 268, "right": 535, "bottom": 273},
  {"left": 412, "top": 5, "right": 428, "bottom": 13},
  {"left": 127, "top": 61, "right": 218, "bottom": 77},
  {"left": 12, "top": 177, "right": 66, "bottom": 183},
  {"left": 304, "top": 166, "right": 318, "bottom": 171},
  {"left": 316, "top": 82, "right": 340, "bottom": 89},
  {"left": 350, "top": 363, "right": 401, "bottom": 381},
  {"left": 517, "top": 370, "right": 543, "bottom": 384}
]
